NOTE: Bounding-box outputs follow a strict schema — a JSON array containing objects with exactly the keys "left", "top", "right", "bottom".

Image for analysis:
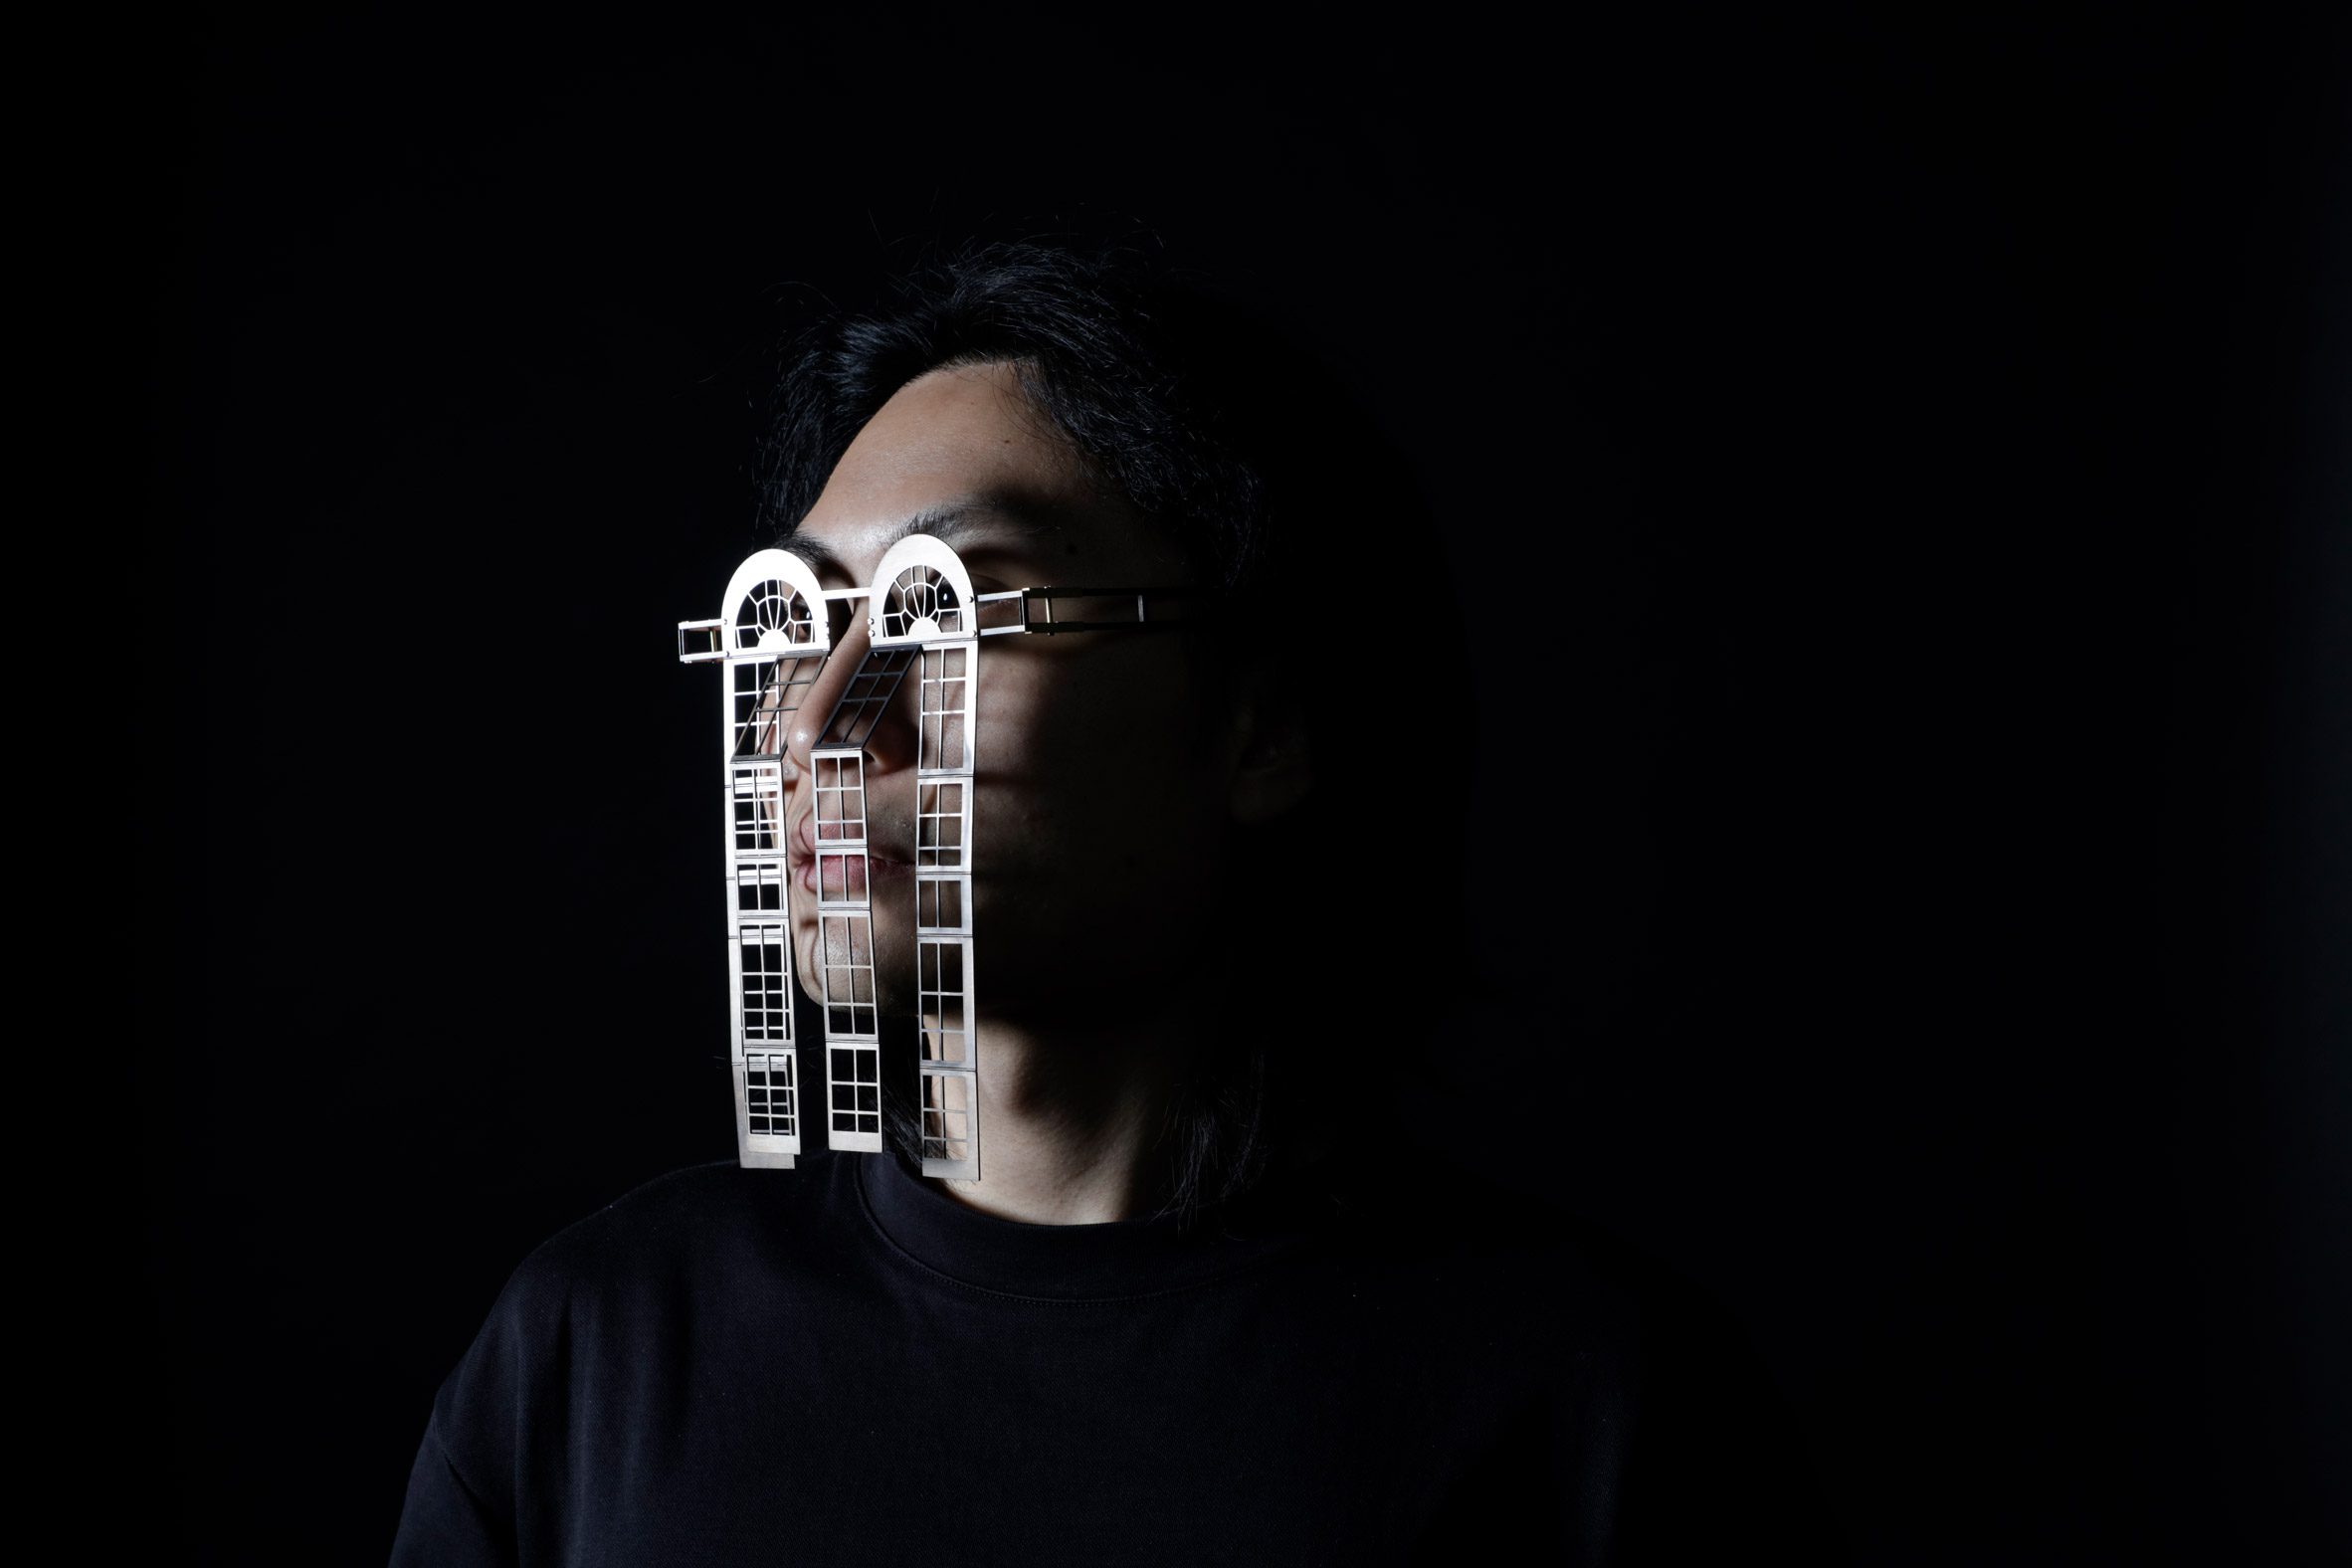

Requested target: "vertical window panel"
[{"left": 737, "top": 925, "right": 792, "bottom": 1044}]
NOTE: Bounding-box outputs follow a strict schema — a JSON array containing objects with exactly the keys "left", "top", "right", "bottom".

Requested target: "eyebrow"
[{"left": 771, "top": 495, "right": 1069, "bottom": 587}]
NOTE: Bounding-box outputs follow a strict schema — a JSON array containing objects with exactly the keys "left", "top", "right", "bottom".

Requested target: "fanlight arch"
[
  {"left": 721, "top": 548, "right": 831, "bottom": 658},
  {"left": 867, "top": 534, "right": 977, "bottom": 648}
]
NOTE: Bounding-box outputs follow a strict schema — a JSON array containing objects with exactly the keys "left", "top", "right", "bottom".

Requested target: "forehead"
[{"left": 784, "top": 361, "right": 1190, "bottom": 585}]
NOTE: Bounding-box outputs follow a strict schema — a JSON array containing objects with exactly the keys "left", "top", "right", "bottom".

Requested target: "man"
[{"left": 390, "top": 238, "right": 1844, "bottom": 1564}]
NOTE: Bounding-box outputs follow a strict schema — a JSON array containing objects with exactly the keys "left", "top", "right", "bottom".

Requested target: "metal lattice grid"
[
  {"left": 744, "top": 1051, "right": 798, "bottom": 1138},
  {"left": 682, "top": 549, "right": 839, "bottom": 1169},
  {"left": 804, "top": 557, "right": 923, "bottom": 1158},
  {"left": 734, "top": 859, "right": 787, "bottom": 913},
  {"left": 815, "top": 904, "right": 881, "bottom": 1041},
  {"left": 911, "top": 629, "right": 979, "bottom": 1179},
  {"left": 683, "top": 535, "right": 1216, "bottom": 1178},
  {"left": 736, "top": 575, "right": 815, "bottom": 649},
  {"left": 811, "top": 734, "right": 897, "bottom": 1153},
  {"left": 921, "top": 1071, "right": 972, "bottom": 1170},
  {"left": 915, "top": 778, "right": 968, "bottom": 874},
  {"left": 735, "top": 924, "right": 793, "bottom": 1044},
  {"left": 731, "top": 759, "right": 785, "bottom": 855},
  {"left": 815, "top": 649, "right": 917, "bottom": 752},
  {"left": 810, "top": 751, "right": 864, "bottom": 851},
  {"left": 827, "top": 1044, "right": 882, "bottom": 1141},
  {"left": 732, "top": 655, "right": 825, "bottom": 761}
]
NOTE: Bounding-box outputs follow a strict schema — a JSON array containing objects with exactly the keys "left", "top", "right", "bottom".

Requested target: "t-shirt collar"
[{"left": 856, "top": 1142, "right": 1329, "bottom": 1301}]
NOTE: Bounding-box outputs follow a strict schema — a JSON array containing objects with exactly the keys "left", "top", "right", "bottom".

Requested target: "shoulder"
[
  {"left": 1309, "top": 1142, "right": 1804, "bottom": 1430},
  {"left": 1308, "top": 1141, "right": 1667, "bottom": 1346},
  {"left": 430, "top": 1154, "right": 854, "bottom": 1440},
  {"left": 445, "top": 1153, "right": 857, "bottom": 1393},
  {"left": 491, "top": 1152, "right": 853, "bottom": 1311}
]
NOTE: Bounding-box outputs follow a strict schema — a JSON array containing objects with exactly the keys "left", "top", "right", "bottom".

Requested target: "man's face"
[{"left": 768, "top": 360, "right": 1231, "bottom": 1022}]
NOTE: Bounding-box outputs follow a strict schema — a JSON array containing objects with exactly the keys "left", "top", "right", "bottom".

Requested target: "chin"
[{"left": 788, "top": 925, "right": 918, "bottom": 1010}]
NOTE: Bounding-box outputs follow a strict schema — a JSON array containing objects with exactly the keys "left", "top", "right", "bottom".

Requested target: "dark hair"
[{"left": 758, "top": 236, "right": 1470, "bottom": 1229}]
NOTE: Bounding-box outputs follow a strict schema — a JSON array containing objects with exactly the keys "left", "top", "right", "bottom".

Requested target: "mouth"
[
  {"left": 788, "top": 810, "right": 913, "bottom": 897},
  {"left": 793, "top": 852, "right": 912, "bottom": 896}
]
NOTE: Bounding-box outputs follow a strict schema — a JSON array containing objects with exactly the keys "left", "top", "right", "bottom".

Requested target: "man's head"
[
  {"left": 754, "top": 238, "right": 1466, "bottom": 1217},
  {"left": 769, "top": 356, "right": 1313, "bottom": 1019}
]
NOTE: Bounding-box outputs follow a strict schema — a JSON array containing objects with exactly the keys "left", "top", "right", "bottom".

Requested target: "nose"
[{"left": 778, "top": 600, "right": 922, "bottom": 786}]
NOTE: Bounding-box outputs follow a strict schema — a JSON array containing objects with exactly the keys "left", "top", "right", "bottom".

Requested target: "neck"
[{"left": 923, "top": 1004, "right": 1188, "bottom": 1225}]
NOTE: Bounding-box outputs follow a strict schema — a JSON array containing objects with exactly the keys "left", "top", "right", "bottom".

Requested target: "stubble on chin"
[{"left": 791, "top": 900, "right": 919, "bottom": 1017}]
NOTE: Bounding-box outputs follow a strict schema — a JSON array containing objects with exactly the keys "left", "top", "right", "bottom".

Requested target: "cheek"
[
  {"left": 972, "top": 655, "right": 1224, "bottom": 932},
  {"left": 786, "top": 650, "right": 1225, "bottom": 1012},
  {"left": 999, "top": 655, "right": 1209, "bottom": 819}
]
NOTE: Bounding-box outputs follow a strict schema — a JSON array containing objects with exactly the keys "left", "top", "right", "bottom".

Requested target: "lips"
[{"left": 788, "top": 810, "right": 912, "bottom": 897}]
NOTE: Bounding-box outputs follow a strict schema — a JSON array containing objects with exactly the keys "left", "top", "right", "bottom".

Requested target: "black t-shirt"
[{"left": 389, "top": 1142, "right": 1842, "bottom": 1565}]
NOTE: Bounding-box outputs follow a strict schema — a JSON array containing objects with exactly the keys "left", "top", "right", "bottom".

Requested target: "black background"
[{"left": 143, "top": 6, "right": 2348, "bottom": 1562}]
